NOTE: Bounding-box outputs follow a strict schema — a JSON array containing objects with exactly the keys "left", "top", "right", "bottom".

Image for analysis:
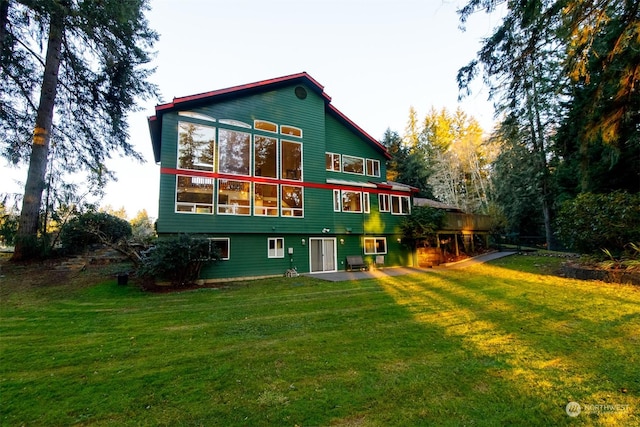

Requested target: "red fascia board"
[
  {"left": 327, "top": 104, "right": 391, "bottom": 160},
  {"left": 154, "top": 72, "right": 330, "bottom": 114}
]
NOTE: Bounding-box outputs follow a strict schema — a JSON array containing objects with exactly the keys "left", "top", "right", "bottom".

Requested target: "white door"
[{"left": 309, "top": 238, "right": 337, "bottom": 273}]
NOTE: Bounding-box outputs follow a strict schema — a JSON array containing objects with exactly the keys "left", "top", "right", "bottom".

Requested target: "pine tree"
[{"left": 1, "top": 0, "right": 158, "bottom": 260}]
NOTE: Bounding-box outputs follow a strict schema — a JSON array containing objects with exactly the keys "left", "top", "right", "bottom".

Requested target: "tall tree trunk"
[{"left": 12, "top": 8, "right": 64, "bottom": 261}]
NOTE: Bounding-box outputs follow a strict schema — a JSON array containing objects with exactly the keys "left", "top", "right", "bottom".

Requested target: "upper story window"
[
  {"left": 282, "top": 140, "right": 302, "bottom": 181},
  {"left": 326, "top": 152, "right": 341, "bottom": 172},
  {"left": 366, "top": 159, "right": 380, "bottom": 177},
  {"left": 178, "top": 111, "right": 216, "bottom": 123},
  {"left": 254, "top": 136, "right": 278, "bottom": 178},
  {"left": 219, "top": 119, "right": 251, "bottom": 129},
  {"left": 333, "top": 190, "right": 341, "bottom": 212},
  {"left": 218, "top": 129, "right": 251, "bottom": 176},
  {"left": 177, "top": 121, "right": 215, "bottom": 171},
  {"left": 391, "top": 195, "right": 411, "bottom": 215},
  {"left": 255, "top": 120, "right": 277, "bottom": 133},
  {"left": 342, "top": 155, "right": 364, "bottom": 175},
  {"left": 281, "top": 125, "right": 302, "bottom": 138}
]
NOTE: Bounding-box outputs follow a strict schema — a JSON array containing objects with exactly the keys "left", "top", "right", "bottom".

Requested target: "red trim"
[
  {"left": 155, "top": 72, "right": 331, "bottom": 113},
  {"left": 162, "top": 168, "right": 412, "bottom": 196}
]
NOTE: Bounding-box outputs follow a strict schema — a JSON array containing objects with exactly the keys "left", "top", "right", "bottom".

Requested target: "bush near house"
[{"left": 137, "top": 234, "right": 219, "bottom": 287}]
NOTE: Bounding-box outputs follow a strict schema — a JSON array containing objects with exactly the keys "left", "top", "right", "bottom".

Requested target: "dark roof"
[{"left": 148, "top": 72, "right": 390, "bottom": 163}]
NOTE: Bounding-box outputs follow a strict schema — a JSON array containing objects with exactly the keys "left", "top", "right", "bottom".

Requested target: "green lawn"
[{"left": 1, "top": 255, "right": 638, "bottom": 426}]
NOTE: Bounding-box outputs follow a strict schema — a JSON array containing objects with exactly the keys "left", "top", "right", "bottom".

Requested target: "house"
[{"left": 148, "top": 72, "right": 417, "bottom": 281}]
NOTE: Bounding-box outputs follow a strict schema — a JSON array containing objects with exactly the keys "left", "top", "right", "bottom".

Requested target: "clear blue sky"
[{"left": 2, "top": 0, "right": 503, "bottom": 219}]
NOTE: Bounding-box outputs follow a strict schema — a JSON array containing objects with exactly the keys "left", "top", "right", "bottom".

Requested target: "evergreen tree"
[{"left": 1, "top": 0, "right": 158, "bottom": 260}]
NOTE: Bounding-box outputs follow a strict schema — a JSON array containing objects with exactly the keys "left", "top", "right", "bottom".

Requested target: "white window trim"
[
  {"left": 281, "top": 125, "right": 303, "bottom": 138},
  {"left": 333, "top": 189, "right": 341, "bottom": 212},
  {"left": 379, "top": 194, "right": 390, "bottom": 212},
  {"left": 267, "top": 237, "right": 285, "bottom": 258},
  {"left": 216, "top": 179, "right": 251, "bottom": 216},
  {"left": 366, "top": 159, "right": 381, "bottom": 177},
  {"left": 281, "top": 139, "right": 303, "bottom": 181},
  {"left": 342, "top": 154, "right": 365, "bottom": 175},
  {"left": 176, "top": 121, "right": 216, "bottom": 172},
  {"left": 363, "top": 192, "right": 370, "bottom": 213},
  {"left": 341, "top": 190, "right": 363, "bottom": 213},
  {"left": 364, "top": 237, "right": 387, "bottom": 255},
  {"left": 254, "top": 119, "right": 278, "bottom": 133},
  {"left": 281, "top": 185, "right": 304, "bottom": 218},
  {"left": 209, "top": 238, "right": 230, "bottom": 260},
  {"left": 175, "top": 175, "right": 214, "bottom": 214},
  {"left": 391, "top": 195, "right": 411, "bottom": 215},
  {"left": 217, "top": 128, "right": 252, "bottom": 177},
  {"left": 326, "top": 152, "right": 341, "bottom": 172}
]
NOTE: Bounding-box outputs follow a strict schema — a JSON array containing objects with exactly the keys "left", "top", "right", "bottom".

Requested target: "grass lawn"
[{"left": 1, "top": 254, "right": 638, "bottom": 426}]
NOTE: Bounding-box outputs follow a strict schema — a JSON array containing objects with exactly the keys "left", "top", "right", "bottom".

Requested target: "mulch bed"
[{"left": 561, "top": 262, "right": 640, "bottom": 286}]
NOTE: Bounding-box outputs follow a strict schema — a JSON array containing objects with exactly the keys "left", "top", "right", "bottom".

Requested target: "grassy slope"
[{"left": 0, "top": 255, "right": 638, "bottom": 426}]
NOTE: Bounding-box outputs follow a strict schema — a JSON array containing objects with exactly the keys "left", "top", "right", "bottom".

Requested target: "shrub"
[
  {"left": 555, "top": 191, "right": 640, "bottom": 254},
  {"left": 60, "top": 211, "right": 132, "bottom": 253},
  {"left": 401, "top": 206, "right": 446, "bottom": 246},
  {"left": 137, "top": 234, "right": 218, "bottom": 286}
]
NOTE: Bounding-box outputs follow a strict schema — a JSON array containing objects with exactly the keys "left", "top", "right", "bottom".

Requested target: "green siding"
[{"left": 154, "top": 80, "right": 414, "bottom": 279}]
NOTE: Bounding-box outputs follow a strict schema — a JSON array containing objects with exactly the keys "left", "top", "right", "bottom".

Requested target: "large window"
[
  {"left": 176, "top": 175, "right": 214, "bottom": 213},
  {"left": 268, "top": 237, "right": 285, "bottom": 258},
  {"left": 254, "top": 183, "right": 278, "bottom": 216},
  {"left": 217, "top": 179, "right": 250, "bottom": 215},
  {"left": 391, "top": 195, "right": 411, "bottom": 215},
  {"left": 325, "top": 152, "right": 341, "bottom": 172},
  {"left": 177, "top": 122, "right": 215, "bottom": 171},
  {"left": 281, "top": 185, "right": 303, "bottom": 217},
  {"left": 282, "top": 140, "right": 302, "bottom": 180},
  {"left": 341, "top": 190, "right": 363, "bottom": 212},
  {"left": 254, "top": 136, "right": 277, "bottom": 178},
  {"left": 342, "top": 155, "right": 364, "bottom": 174},
  {"left": 364, "top": 237, "right": 387, "bottom": 255},
  {"left": 218, "top": 129, "right": 251, "bottom": 176}
]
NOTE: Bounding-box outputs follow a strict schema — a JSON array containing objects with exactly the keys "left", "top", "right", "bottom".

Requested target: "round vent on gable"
[{"left": 295, "top": 86, "right": 307, "bottom": 100}]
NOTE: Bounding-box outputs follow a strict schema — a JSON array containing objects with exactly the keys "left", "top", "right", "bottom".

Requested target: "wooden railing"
[{"left": 440, "top": 213, "right": 492, "bottom": 232}]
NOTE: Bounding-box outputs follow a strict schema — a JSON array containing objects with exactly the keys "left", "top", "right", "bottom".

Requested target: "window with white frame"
[
  {"left": 325, "top": 152, "right": 341, "bottom": 172},
  {"left": 218, "top": 128, "right": 251, "bottom": 176},
  {"left": 254, "top": 135, "right": 278, "bottom": 178},
  {"left": 217, "top": 179, "right": 251, "bottom": 215},
  {"left": 379, "top": 194, "right": 390, "bottom": 212},
  {"left": 254, "top": 183, "right": 278, "bottom": 216},
  {"left": 281, "top": 185, "right": 303, "bottom": 217},
  {"left": 176, "top": 175, "right": 214, "bottom": 213},
  {"left": 254, "top": 120, "right": 277, "bottom": 133},
  {"left": 268, "top": 237, "right": 285, "bottom": 258},
  {"left": 391, "top": 195, "right": 411, "bottom": 215},
  {"left": 366, "top": 159, "right": 380, "bottom": 177},
  {"left": 364, "top": 237, "right": 387, "bottom": 255},
  {"left": 282, "top": 140, "right": 302, "bottom": 180},
  {"left": 209, "top": 238, "right": 230, "bottom": 260},
  {"left": 333, "top": 189, "right": 341, "bottom": 212},
  {"left": 281, "top": 125, "right": 302, "bottom": 138},
  {"left": 342, "top": 190, "right": 362, "bottom": 212},
  {"left": 363, "top": 192, "right": 370, "bottom": 213},
  {"left": 177, "top": 121, "right": 215, "bottom": 171},
  {"left": 342, "top": 155, "right": 364, "bottom": 174}
]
